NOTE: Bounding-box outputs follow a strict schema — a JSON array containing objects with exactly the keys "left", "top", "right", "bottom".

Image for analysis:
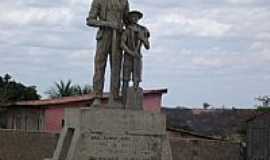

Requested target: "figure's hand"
[
  {"left": 108, "top": 22, "right": 123, "bottom": 30},
  {"left": 134, "top": 52, "right": 142, "bottom": 59},
  {"left": 137, "top": 54, "right": 142, "bottom": 59},
  {"left": 130, "top": 51, "right": 136, "bottom": 57},
  {"left": 85, "top": 18, "right": 123, "bottom": 30},
  {"left": 86, "top": 17, "right": 91, "bottom": 26},
  {"left": 144, "top": 41, "right": 150, "bottom": 50}
]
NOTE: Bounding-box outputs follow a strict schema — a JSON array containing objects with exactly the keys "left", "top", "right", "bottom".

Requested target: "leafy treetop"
[{"left": 0, "top": 74, "right": 40, "bottom": 103}]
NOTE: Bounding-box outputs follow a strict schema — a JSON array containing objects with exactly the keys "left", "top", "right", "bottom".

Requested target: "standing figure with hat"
[
  {"left": 121, "top": 10, "right": 151, "bottom": 106},
  {"left": 86, "top": 0, "right": 130, "bottom": 106}
]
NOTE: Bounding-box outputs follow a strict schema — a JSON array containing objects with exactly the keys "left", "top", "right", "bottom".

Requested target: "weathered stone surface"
[
  {"left": 0, "top": 130, "right": 58, "bottom": 160},
  {"left": 247, "top": 113, "right": 270, "bottom": 160},
  {"left": 126, "top": 87, "right": 143, "bottom": 110},
  {"left": 77, "top": 133, "right": 163, "bottom": 160},
  {"left": 50, "top": 107, "right": 172, "bottom": 160},
  {"left": 86, "top": 0, "right": 130, "bottom": 103},
  {"left": 169, "top": 137, "right": 240, "bottom": 160}
]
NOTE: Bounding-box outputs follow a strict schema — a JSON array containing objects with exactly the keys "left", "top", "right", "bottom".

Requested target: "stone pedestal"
[
  {"left": 126, "top": 87, "right": 143, "bottom": 110},
  {"left": 48, "top": 107, "right": 172, "bottom": 160}
]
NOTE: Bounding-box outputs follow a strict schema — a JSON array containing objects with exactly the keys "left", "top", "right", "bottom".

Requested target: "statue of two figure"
[{"left": 86, "top": 0, "right": 150, "bottom": 107}]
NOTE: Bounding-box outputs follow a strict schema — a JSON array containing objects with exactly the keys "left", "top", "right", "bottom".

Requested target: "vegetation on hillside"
[{"left": 256, "top": 106, "right": 270, "bottom": 112}]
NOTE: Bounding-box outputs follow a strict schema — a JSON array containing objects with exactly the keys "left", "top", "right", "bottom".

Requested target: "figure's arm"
[
  {"left": 145, "top": 27, "right": 150, "bottom": 49},
  {"left": 86, "top": 18, "right": 113, "bottom": 28},
  {"left": 138, "top": 25, "right": 150, "bottom": 50},
  {"left": 121, "top": 32, "right": 137, "bottom": 57},
  {"left": 86, "top": 0, "right": 118, "bottom": 29},
  {"left": 143, "top": 39, "right": 150, "bottom": 50}
]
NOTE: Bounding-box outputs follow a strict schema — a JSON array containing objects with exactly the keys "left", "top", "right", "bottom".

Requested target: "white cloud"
[
  {"left": 204, "top": 7, "right": 270, "bottom": 40},
  {"left": 255, "top": 32, "right": 270, "bottom": 41},
  {"left": 225, "top": 0, "right": 257, "bottom": 4},
  {"left": 149, "top": 8, "right": 231, "bottom": 38},
  {"left": 147, "top": 6, "right": 270, "bottom": 42},
  {"left": 250, "top": 39, "right": 270, "bottom": 64},
  {"left": 0, "top": 7, "right": 73, "bottom": 27},
  {"left": 68, "top": 49, "right": 93, "bottom": 64},
  {"left": 192, "top": 57, "right": 225, "bottom": 68}
]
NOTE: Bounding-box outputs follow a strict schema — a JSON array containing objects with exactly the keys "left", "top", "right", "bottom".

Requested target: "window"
[{"left": 61, "top": 119, "right": 65, "bottom": 128}]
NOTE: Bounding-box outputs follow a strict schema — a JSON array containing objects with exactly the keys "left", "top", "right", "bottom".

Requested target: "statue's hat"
[{"left": 128, "top": 10, "right": 143, "bottom": 19}]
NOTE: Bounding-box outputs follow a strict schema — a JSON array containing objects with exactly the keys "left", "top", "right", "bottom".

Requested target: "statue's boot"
[{"left": 108, "top": 94, "right": 123, "bottom": 108}]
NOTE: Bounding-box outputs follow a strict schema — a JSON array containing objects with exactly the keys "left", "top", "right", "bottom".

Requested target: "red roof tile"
[{"left": 3, "top": 88, "right": 167, "bottom": 107}]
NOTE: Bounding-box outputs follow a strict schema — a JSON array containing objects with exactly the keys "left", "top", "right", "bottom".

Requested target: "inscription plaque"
[{"left": 77, "top": 132, "right": 162, "bottom": 160}]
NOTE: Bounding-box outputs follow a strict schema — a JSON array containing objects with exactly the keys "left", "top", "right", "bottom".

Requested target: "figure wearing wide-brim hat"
[
  {"left": 121, "top": 10, "right": 150, "bottom": 107},
  {"left": 127, "top": 10, "right": 143, "bottom": 22}
]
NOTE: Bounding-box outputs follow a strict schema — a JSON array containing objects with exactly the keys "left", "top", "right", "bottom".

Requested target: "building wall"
[
  {"left": 247, "top": 114, "right": 270, "bottom": 160},
  {"left": 45, "top": 107, "right": 65, "bottom": 133},
  {"left": 0, "top": 129, "right": 58, "bottom": 160},
  {"left": 170, "top": 137, "right": 240, "bottom": 160},
  {"left": 0, "top": 129, "right": 240, "bottom": 160},
  {"left": 1, "top": 93, "right": 163, "bottom": 132},
  {"left": 143, "top": 94, "right": 162, "bottom": 112},
  {"left": 43, "top": 94, "right": 163, "bottom": 132},
  {"left": 6, "top": 108, "right": 45, "bottom": 131},
  {"left": 168, "top": 131, "right": 240, "bottom": 160}
]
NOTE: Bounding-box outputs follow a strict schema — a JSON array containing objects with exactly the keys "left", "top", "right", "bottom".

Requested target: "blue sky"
[{"left": 1, "top": 0, "right": 270, "bottom": 108}]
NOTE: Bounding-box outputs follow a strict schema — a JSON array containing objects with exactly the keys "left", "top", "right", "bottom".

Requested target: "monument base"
[
  {"left": 47, "top": 107, "right": 172, "bottom": 160},
  {"left": 126, "top": 87, "right": 143, "bottom": 110}
]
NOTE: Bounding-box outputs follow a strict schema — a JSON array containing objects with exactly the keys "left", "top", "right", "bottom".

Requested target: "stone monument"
[
  {"left": 47, "top": 108, "right": 172, "bottom": 160},
  {"left": 86, "top": 0, "right": 129, "bottom": 106},
  {"left": 45, "top": 0, "right": 172, "bottom": 160},
  {"left": 121, "top": 10, "right": 150, "bottom": 109}
]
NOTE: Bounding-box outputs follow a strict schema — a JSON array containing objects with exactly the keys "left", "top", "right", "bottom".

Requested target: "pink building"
[{"left": 0, "top": 89, "right": 167, "bottom": 133}]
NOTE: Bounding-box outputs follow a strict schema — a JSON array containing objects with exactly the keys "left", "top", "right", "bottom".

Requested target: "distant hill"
[{"left": 162, "top": 108, "right": 257, "bottom": 139}]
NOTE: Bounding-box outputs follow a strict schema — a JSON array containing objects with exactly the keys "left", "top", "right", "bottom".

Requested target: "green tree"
[
  {"left": 72, "top": 84, "right": 93, "bottom": 96},
  {"left": 203, "top": 102, "right": 210, "bottom": 109},
  {"left": 0, "top": 74, "right": 40, "bottom": 103},
  {"left": 46, "top": 80, "right": 92, "bottom": 99}
]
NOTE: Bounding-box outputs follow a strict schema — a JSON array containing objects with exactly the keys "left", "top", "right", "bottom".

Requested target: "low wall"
[
  {"left": 170, "top": 138, "right": 240, "bottom": 160},
  {"left": 0, "top": 129, "right": 58, "bottom": 160},
  {"left": 0, "top": 129, "right": 240, "bottom": 160}
]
